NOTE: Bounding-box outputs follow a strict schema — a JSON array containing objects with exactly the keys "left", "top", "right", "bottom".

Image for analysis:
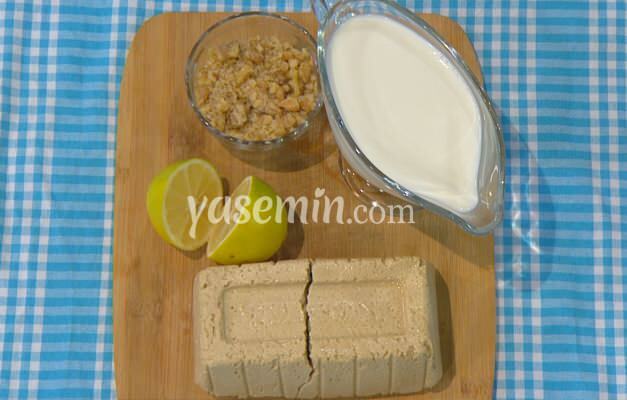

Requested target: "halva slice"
[
  {"left": 193, "top": 259, "right": 312, "bottom": 398},
  {"left": 303, "top": 257, "right": 442, "bottom": 398}
]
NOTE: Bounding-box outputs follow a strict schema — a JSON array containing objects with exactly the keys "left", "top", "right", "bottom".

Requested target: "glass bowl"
[{"left": 185, "top": 12, "right": 323, "bottom": 152}]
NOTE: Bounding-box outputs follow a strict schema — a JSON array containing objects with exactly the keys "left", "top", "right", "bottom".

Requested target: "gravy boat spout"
[{"left": 310, "top": 0, "right": 505, "bottom": 234}]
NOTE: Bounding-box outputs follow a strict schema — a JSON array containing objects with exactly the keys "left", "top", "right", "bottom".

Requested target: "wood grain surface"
[{"left": 113, "top": 12, "right": 495, "bottom": 400}]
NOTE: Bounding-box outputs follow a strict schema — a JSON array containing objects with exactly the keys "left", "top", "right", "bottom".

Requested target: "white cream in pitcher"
[{"left": 327, "top": 15, "right": 482, "bottom": 212}]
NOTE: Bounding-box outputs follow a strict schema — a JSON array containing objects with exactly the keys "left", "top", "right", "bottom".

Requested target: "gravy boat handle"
[{"left": 311, "top": 0, "right": 334, "bottom": 23}]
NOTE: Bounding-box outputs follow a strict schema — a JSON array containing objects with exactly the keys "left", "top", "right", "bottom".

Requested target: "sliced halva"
[
  {"left": 193, "top": 257, "right": 442, "bottom": 399},
  {"left": 193, "top": 259, "right": 312, "bottom": 398},
  {"left": 303, "top": 257, "right": 442, "bottom": 398}
]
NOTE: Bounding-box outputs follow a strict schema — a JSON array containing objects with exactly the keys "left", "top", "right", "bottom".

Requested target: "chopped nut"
[
  {"left": 215, "top": 97, "right": 230, "bottom": 113},
  {"left": 211, "top": 112, "right": 226, "bottom": 131},
  {"left": 268, "top": 82, "right": 279, "bottom": 95},
  {"left": 274, "top": 86, "right": 285, "bottom": 100},
  {"left": 225, "top": 42, "right": 240, "bottom": 59},
  {"left": 256, "top": 79, "right": 269, "bottom": 91},
  {"left": 228, "top": 104, "right": 247, "bottom": 128},
  {"left": 263, "top": 101, "right": 281, "bottom": 115},
  {"left": 298, "top": 94, "right": 316, "bottom": 113},
  {"left": 289, "top": 78, "right": 301, "bottom": 96},
  {"left": 298, "top": 62, "right": 312, "bottom": 83},
  {"left": 194, "top": 35, "right": 319, "bottom": 141},
  {"left": 282, "top": 113, "right": 298, "bottom": 129},
  {"left": 234, "top": 64, "right": 253, "bottom": 86},
  {"left": 271, "top": 119, "right": 287, "bottom": 136},
  {"left": 249, "top": 91, "right": 266, "bottom": 110},
  {"left": 195, "top": 87, "right": 210, "bottom": 104},
  {"left": 206, "top": 48, "right": 224, "bottom": 64},
  {"left": 288, "top": 58, "right": 299, "bottom": 69},
  {"left": 279, "top": 97, "right": 300, "bottom": 112},
  {"left": 260, "top": 115, "right": 273, "bottom": 125}
]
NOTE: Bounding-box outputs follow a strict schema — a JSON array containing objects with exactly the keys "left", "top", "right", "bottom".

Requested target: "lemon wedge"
[
  {"left": 146, "top": 158, "right": 223, "bottom": 251},
  {"left": 207, "top": 176, "right": 288, "bottom": 264}
]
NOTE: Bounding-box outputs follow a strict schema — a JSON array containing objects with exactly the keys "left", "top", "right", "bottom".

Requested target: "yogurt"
[{"left": 327, "top": 15, "right": 482, "bottom": 212}]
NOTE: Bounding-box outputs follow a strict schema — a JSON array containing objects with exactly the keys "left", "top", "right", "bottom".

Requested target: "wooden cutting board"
[{"left": 113, "top": 12, "right": 495, "bottom": 400}]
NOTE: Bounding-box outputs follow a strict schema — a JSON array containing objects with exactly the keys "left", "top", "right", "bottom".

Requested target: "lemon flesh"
[
  {"left": 146, "top": 158, "right": 223, "bottom": 251},
  {"left": 207, "top": 176, "right": 288, "bottom": 264}
]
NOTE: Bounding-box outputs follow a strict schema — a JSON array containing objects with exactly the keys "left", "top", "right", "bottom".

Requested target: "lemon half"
[
  {"left": 207, "top": 176, "right": 288, "bottom": 264},
  {"left": 146, "top": 158, "right": 223, "bottom": 251}
]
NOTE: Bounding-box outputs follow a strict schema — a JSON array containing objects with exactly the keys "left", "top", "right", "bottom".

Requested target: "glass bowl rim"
[{"left": 185, "top": 11, "right": 324, "bottom": 150}]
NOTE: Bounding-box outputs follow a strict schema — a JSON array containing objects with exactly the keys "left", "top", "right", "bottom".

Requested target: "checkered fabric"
[{"left": 0, "top": 1, "right": 625, "bottom": 399}]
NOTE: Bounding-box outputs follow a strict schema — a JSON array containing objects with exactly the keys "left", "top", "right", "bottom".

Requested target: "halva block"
[{"left": 193, "top": 257, "right": 442, "bottom": 399}]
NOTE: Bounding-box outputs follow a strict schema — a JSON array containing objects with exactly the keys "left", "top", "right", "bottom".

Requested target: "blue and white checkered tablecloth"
[{"left": 0, "top": 1, "right": 625, "bottom": 399}]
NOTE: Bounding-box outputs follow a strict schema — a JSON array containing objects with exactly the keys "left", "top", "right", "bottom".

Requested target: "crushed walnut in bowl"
[{"left": 186, "top": 13, "right": 322, "bottom": 150}]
